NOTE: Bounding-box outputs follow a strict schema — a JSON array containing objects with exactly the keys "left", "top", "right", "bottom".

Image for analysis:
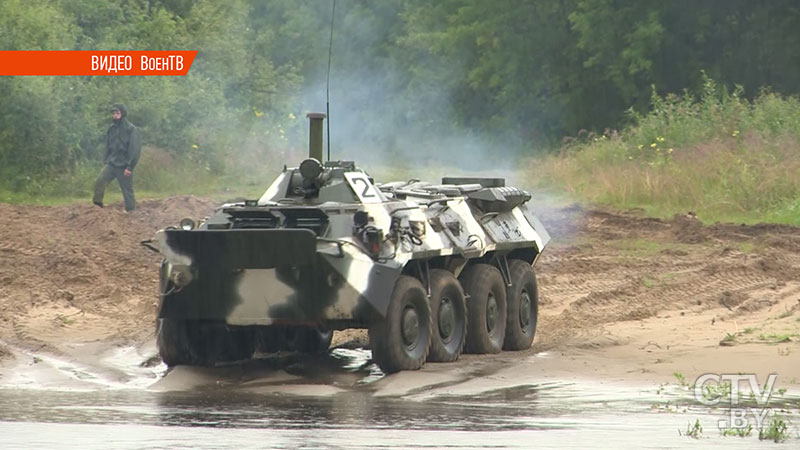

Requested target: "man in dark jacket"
[{"left": 93, "top": 103, "right": 141, "bottom": 212}]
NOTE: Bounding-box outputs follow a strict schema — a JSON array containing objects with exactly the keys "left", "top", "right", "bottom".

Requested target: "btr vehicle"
[{"left": 147, "top": 113, "right": 550, "bottom": 373}]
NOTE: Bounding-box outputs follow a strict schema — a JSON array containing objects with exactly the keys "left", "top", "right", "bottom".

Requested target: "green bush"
[{"left": 531, "top": 79, "right": 800, "bottom": 225}]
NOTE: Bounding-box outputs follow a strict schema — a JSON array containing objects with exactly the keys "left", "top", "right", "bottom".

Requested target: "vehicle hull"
[{"left": 157, "top": 228, "right": 401, "bottom": 327}]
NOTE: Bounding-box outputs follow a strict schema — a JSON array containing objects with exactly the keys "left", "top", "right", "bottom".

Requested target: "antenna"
[{"left": 326, "top": 0, "right": 336, "bottom": 162}]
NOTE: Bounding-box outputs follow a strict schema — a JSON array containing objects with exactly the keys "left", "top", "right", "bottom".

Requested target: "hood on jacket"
[{"left": 111, "top": 103, "right": 128, "bottom": 119}]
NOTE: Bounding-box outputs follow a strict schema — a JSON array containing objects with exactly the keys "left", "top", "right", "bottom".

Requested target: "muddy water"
[
  {"left": 0, "top": 348, "right": 796, "bottom": 449},
  {"left": 0, "top": 383, "right": 789, "bottom": 449}
]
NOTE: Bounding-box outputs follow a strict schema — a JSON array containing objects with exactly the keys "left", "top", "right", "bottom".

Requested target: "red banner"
[{"left": 0, "top": 51, "right": 198, "bottom": 76}]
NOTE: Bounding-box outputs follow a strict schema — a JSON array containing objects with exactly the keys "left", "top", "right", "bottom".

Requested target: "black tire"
[
  {"left": 219, "top": 326, "right": 255, "bottom": 362},
  {"left": 460, "top": 264, "right": 507, "bottom": 354},
  {"left": 156, "top": 318, "right": 191, "bottom": 367},
  {"left": 254, "top": 326, "right": 288, "bottom": 353},
  {"left": 289, "top": 327, "right": 333, "bottom": 353},
  {"left": 503, "top": 260, "right": 539, "bottom": 350},
  {"left": 427, "top": 269, "right": 467, "bottom": 362},
  {"left": 190, "top": 323, "right": 254, "bottom": 366},
  {"left": 158, "top": 320, "right": 254, "bottom": 367},
  {"left": 369, "top": 275, "right": 431, "bottom": 373}
]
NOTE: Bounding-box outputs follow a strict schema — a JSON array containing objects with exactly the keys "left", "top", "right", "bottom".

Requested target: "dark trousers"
[{"left": 93, "top": 164, "right": 136, "bottom": 211}]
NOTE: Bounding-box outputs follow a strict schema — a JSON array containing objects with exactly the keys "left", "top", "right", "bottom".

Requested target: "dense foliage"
[
  {"left": 2, "top": 0, "right": 800, "bottom": 190},
  {"left": 532, "top": 76, "right": 800, "bottom": 224}
]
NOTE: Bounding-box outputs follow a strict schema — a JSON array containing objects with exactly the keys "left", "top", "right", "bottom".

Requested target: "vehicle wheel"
[
  {"left": 177, "top": 322, "right": 254, "bottom": 366},
  {"left": 156, "top": 318, "right": 192, "bottom": 367},
  {"left": 219, "top": 327, "right": 255, "bottom": 362},
  {"left": 427, "top": 269, "right": 467, "bottom": 362},
  {"left": 503, "top": 260, "right": 539, "bottom": 350},
  {"left": 289, "top": 327, "right": 333, "bottom": 353},
  {"left": 369, "top": 275, "right": 431, "bottom": 373},
  {"left": 460, "top": 264, "right": 507, "bottom": 354},
  {"left": 254, "top": 326, "right": 288, "bottom": 353}
]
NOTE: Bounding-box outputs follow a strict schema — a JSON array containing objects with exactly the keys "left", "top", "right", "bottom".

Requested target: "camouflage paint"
[{"left": 153, "top": 162, "right": 549, "bottom": 331}]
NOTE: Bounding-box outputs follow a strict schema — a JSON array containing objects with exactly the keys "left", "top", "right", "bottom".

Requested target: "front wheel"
[
  {"left": 156, "top": 318, "right": 191, "bottom": 367},
  {"left": 157, "top": 319, "right": 254, "bottom": 367},
  {"left": 369, "top": 275, "right": 431, "bottom": 373}
]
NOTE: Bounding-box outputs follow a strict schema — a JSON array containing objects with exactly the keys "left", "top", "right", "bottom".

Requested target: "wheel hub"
[
  {"left": 438, "top": 297, "right": 455, "bottom": 343},
  {"left": 519, "top": 291, "right": 531, "bottom": 331},
  {"left": 486, "top": 293, "right": 497, "bottom": 334},
  {"left": 401, "top": 306, "right": 420, "bottom": 348}
]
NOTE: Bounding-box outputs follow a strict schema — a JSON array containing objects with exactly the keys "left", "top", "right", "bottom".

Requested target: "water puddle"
[
  {"left": 0, "top": 344, "right": 797, "bottom": 448},
  {"left": 2, "top": 386, "right": 795, "bottom": 449}
]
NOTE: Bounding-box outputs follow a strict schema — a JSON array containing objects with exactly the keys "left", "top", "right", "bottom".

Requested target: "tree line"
[{"left": 2, "top": 0, "right": 799, "bottom": 184}]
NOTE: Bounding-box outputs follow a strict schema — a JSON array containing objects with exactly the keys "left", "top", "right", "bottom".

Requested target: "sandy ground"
[{"left": 0, "top": 196, "right": 798, "bottom": 397}]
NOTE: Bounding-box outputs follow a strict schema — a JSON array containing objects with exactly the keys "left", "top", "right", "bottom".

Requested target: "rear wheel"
[
  {"left": 369, "top": 275, "right": 431, "bottom": 373},
  {"left": 289, "top": 327, "right": 333, "bottom": 353},
  {"left": 503, "top": 260, "right": 539, "bottom": 350},
  {"left": 427, "top": 269, "right": 467, "bottom": 362},
  {"left": 460, "top": 264, "right": 507, "bottom": 354}
]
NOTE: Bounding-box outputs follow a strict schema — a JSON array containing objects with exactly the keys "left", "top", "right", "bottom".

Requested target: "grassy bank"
[
  {"left": 0, "top": 146, "right": 272, "bottom": 206},
  {"left": 529, "top": 79, "right": 800, "bottom": 225}
]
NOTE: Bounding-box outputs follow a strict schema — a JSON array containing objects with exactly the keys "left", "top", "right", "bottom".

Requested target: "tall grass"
[{"left": 531, "top": 77, "right": 800, "bottom": 225}]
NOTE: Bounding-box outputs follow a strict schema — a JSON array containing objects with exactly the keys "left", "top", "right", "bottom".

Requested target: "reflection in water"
[
  {"left": 0, "top": 388, "right": 553, "bottom": 431},
  {"left": 1, "top": 386, "right": 795, "bottom": 449},
  {"left": 154, "top": 389, "right": 560, "bottom": 431},
  {"left": 0, "top": 387, "right": 563, "bottom": 449}
]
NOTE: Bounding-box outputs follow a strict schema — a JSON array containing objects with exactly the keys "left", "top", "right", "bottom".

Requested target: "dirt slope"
[
  {"left": 0, "top": 196, "right": 216, "bottom": 356},
  {"left": 535, "top": 205, "right": 800, "bottom": 353}
]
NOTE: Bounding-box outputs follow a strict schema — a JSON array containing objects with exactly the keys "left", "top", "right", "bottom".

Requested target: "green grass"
[
  {"left": 680, "top": 419, "right": 703, "bottom": 439},
  {"left": 528, "top": 78, "right": 800, "bottom": 225},
  {"left": 735, "top": 242, "right": 760, "bottom": 254},
  {"left": 611, "top": 238, "right": 668, "bottom": 255},
  {"left": 609, "top": 238, "right": 694, "bottom": 256},
  {"left": 642, "top": 277, "right": 658, "bottom": 289},
  {"left": 0, "top": 181, "right": 264, "bottom": 207},
  {"left": 699, "top": 380, "right": 733, "bottom": 404},
  {"left": 0, "top": 147, "right": 269, "bottom": 206},
  {"left": 638, "top": 273, "right": 678, "bottom": 289},
  {"left": 758, "top": 332, "right": 799, "bottom": 343},
  {"left": 721, "top": 425, "right": 752, "bottom": 438},
  {"left": 759, "top": 416, "right": 790, "bottom": 442}
]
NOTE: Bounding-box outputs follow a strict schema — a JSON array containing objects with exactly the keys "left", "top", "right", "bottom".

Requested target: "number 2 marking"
[
  {"left": 352, "top": 177, "right": 375, "bottom": 197},
  {"left": 344, "top": 172, "right": 381, "bottom": 203}
]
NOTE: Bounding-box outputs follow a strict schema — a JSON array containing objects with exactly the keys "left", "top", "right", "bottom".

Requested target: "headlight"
[
  {"left": 179, "top": 218, "right": 195, "bottom": 230},
  {"left": 168, "top": 264, "right": 193, "bottom": 287}
]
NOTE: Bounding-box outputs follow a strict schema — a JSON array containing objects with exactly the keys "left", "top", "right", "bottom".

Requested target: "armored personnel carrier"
[{"left": 148, "top": 113, "right": 550, "bottom": 373}]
